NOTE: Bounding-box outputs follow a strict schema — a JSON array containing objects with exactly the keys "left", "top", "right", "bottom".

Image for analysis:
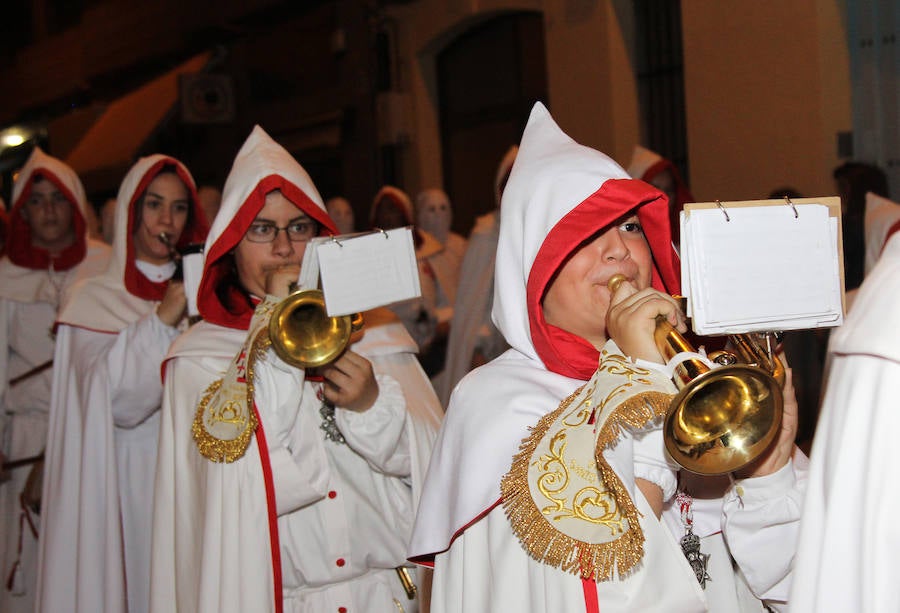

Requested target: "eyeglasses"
[{"left": 245, "top": 220, "right": 318, "bottom": 243}]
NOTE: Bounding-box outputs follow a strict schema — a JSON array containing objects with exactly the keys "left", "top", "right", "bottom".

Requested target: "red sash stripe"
[{"left": 253, "top": 401, "right": 284, "bottom": 613}]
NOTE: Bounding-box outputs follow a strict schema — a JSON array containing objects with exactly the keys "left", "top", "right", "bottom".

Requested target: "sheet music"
[
  {"left": 681, "top": 200, "right": 843, "bottom": 335},
  {"left": 314, "top": 227, "right": 421, "bottom": 316}
]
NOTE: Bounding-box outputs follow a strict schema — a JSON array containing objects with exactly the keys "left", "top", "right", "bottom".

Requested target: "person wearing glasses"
[
  {"left": 151, "top": 126, "right": 441, "bottom": 613},
  {"left": 37, "top": 155, "right": 208, "bottom": 613}
]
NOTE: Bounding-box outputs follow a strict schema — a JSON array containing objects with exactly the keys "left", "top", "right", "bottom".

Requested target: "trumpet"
[
  {"left": 267, "top": 288, "right": 364, "bottom": 369},
  {"left": 157, "top": 232, "right": 183, "bottom": 280},
  {"left": 607, "top": 274, "right": 783, "bottom": 475}
]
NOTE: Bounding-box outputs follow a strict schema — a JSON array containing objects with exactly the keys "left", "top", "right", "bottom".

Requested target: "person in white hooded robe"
[
  {"left": 436, "top": 146, "right": 516, "bottom": 408},
  {"left": 414, "top": 188, "right": 466, "bottom": 316},
  {"left": 788, "top": 193, "right": 900, "bottom": 612},
  {"left": 151, "top": 126, "right": 441, "bottom": 613},
  {"left": 37, "top": 155, "right": 208, "bottom": 613},
  {"left": 409, "top": 103, "right": 804, "bottom": 612},
  {"left": 0, "top": 148, "right": 109, "bottom": 613}
]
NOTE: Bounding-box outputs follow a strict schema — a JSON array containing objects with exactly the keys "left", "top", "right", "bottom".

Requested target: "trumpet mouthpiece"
[{"left": 607, "top": 274, "right": 628, "bottom": 293}]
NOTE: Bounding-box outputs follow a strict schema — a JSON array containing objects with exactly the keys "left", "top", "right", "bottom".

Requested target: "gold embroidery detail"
[
  {"left": 536, "top": 426, "right": 625, "bottom": 534},
  {"left": 191, "top": 324, "right": 272, "bottom": 463},
  {"left": 501, "top": 352, "right": 674, "bottom": 582}
]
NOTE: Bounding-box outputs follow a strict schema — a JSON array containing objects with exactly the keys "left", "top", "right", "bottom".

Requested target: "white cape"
[{"left": 790, "top": 232, "right": 900, "bottom": 612}]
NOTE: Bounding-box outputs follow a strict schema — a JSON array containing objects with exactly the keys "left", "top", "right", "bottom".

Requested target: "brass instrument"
[
  {"left": 607, "top": 274, "right": 783, "bottom": 475},
  {"left": 268, "top": 288, "right": 364, "bottom": 369},
  {"left": 158, "top": 232, "right": 204, "bottom": 324},
  {"left": 157, "top": 231, "right": 183, "bottom": 280}
]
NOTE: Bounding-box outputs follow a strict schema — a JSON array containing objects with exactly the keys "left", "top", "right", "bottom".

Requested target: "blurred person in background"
[
  {"left": 0, "top": 148, "right": 108, "bottom": 613},
  {"left": 414, "top": 188, "right": 467, "bottom": 389},
  {"left": 833, "top": 161, "right": 890, "bottom": 292},
  {"left": 437, "top": 146, "right": 516, "bottom": 409},
  {"left": 326, "top": 196, "right": 356, "bottom": 235},
  {"left": 370, "top": 186, "right": 441, "bottom": 373},
  {"left": 626, "top": 145, "right": 694, "bottom": 252}
]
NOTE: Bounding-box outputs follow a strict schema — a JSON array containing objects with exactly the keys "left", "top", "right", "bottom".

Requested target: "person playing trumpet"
[
  {"left": 150, "top": 126, "right": 442, "bottom": 613},
  {"left": 38, "top": 156, "right": 208, "bottom": 613},
  {"left": 408, "top": 103, "right": 805, "bottom": 612}
]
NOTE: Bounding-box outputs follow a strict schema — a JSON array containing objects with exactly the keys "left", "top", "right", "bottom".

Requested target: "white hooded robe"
[
  {"left": 150, "top": 127, "right": 441, "bottom": 613},
  {"left": 789, "top": 232, "right": 900, "bottom": 612},
  {"left": 37, "top": 155, "right": 207, "bottom": 613},
  {"left": 0, "top": 148, "right": 108, "bottom": 613}
]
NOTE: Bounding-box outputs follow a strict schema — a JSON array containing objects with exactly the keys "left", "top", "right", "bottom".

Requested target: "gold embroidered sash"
[
  {"left": 501, "top": 349, "right": 674, "bottom": 581},
  {"left": 192, "top": 299, "right": 276, "bottom": 463}
]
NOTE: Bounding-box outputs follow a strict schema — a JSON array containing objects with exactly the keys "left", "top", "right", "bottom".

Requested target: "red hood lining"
[
  {"left": 124, "top": 159, "right": 210, "bottom": 301},
  {"left": 7, "top": 170, "right": 87, "bottom": 271},
  {"left": 526, "top": 178, "right": 680, "bottom": 381},
  {"left": 198, "top": 175, "right": 337, "bottom": 330}
]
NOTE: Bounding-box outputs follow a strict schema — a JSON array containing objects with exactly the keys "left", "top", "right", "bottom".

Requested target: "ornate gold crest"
[
  {"left": 500, "top": 350, "right": 673, "bottom": 581},
  {"left": 192, "top": 300, "right": 276, "bottom": 463}
]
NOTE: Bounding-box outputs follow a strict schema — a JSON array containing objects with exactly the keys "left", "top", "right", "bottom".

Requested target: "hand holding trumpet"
[
  {"left": 606, "top": 274, "right": 687, "bottom": 364},
  {"left": 155, "top": 232, "right": 188, "bottom": 326}
]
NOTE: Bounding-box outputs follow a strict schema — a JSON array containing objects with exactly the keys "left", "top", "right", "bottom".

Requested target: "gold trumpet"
[
  {"left": 607, "top": 274, "right": 783, "bottom": 475},
  {"left": 268, "top": 288, "right": 364, "bottom": 369}
]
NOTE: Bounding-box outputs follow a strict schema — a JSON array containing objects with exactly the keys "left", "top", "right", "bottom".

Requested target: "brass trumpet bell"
[
  {"left": 268, "top": 288, "right": 363, "bottom": 369},
  {"left": 607, "top": 274, "right": 783, "bottom": 475},
  {"left": 665, "top": 363, "right": 782, "bottom": 475}
]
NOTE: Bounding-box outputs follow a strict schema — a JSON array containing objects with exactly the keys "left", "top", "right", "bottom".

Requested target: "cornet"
[
  {"left": 267, "top": 288, "right": 364, "bottom": 369},
  {"left": 607, "top": 274, "right": 783, "bottom": 475}
]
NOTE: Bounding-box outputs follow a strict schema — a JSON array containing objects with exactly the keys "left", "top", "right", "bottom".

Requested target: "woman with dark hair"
[
  {"left": 151, "top": 127, "right": 440, "bottom": 613},
  {"left": 38, "top": 155, "right": 208, "bottom": 613}
]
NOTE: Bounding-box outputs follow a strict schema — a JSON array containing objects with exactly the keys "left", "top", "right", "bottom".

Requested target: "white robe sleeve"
[
  {"left": 355, "top": 348, "right": 442, "bottom": 507},
  {"left": 721, "top": 450, "right": 808, "bottom": 610},
  {"left": 80, "top": 312, "right": 179, "bottom": 428},
  {"left": 252, "top": 348, "right": 331, "bottom": 516},
  {"left": 335, "top": 373, "right": 409, "bottom": 476}
]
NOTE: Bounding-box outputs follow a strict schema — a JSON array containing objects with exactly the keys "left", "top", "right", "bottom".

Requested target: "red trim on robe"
[
  {"left": 7, "top": 169, "right": 87, "bottom": 271},
  {"left": 407, "top": 498, "right": 503, "bottom": 566},
  {"left": 582, "top": 578, "right": 600, "bottom": 613},
  {"left": 253, "top": 401, "right": 284, "bottom": 613}
]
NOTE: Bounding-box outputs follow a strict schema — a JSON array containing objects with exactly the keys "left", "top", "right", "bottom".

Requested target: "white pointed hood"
[
  {"left": 493, "top": 102, "right": 680, "bottom": 380},
  {"left": 197, "top": 125, "right": 337, "bottom": 329},
  {"left": 410, "top": 102, "right": 680, "bottom": 561},
  {"left": 57, "top": 155, "right": 207, "bottom": 332},
  {"left": 0, "top": 147, "right": 100, "bottom": 302}
]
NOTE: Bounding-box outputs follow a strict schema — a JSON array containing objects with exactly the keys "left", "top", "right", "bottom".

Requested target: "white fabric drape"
[{"left": 791, "top": 232, "right": 900, "bottom": 612}]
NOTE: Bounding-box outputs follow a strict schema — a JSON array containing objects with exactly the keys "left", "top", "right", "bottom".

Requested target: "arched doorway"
[{"left": 436, "top": 12, "right": 548, "bottom": 235}]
